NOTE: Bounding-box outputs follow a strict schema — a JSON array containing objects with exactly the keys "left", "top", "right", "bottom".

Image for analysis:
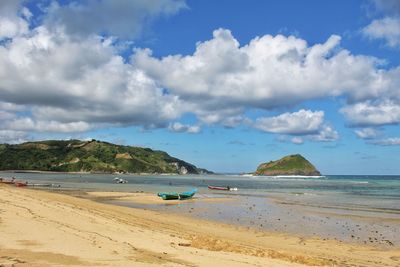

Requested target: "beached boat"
[
  {"left": 157, "top": 188, "right": 197, "bottom": 200},
  {"left": 208, "top": 185, "right": 238, "bottom": 191},
  {"left": 15, "top": 182, "right": 28, "bottom": 187},
  {"left": 157, "top": 192, "right": 180, "bottom": 200}
]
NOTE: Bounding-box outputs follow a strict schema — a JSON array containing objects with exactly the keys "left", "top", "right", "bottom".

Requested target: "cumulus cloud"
[
  {"left": 134, "top": 28, "right": 398, "bottom": 114},
  {"left": 1, "top": 117, "right": 92, "bottom": 133},
  {"left": 0, "top": 130, "right": 28, "bottom": 144},
  {"left": 341, "top": 100, "right": 400, "bottom": 126},
  {"left": 370, "top": 137, "right": 400, "bottom": 146},
  {"left": 354, "top": 128, "right": 381, "bottom": 139},
  {"left": 0, "top": 1, "right": 399, "bottom": 143},
  {"left": 0, "top": 0, "right": 30, "bottom": 39},
  {"left": 44, "top": 0, "right": 187, "bottom": 39},
  {"left": 310, "top": 124, "right": 339, "bottom": 142},
  {"left": 255, "top": 110, "right": 324, "bottom": 135},
  {"left": 168, "top": 122, "right": 201, "bottom": 133},
  {"left": 254, "top": 110, "right": 338, "bottom": 142},
  {"left": 362, "top": 17, "right": 400, "bottom": 47},
  {"left": 291, "top": 137, "right": 304, "bottom": 145},
  {"left": 0, "top": 0, "right": 189, "bottom": 141},
  {"left": 0, "top": 25, "right": 184, "bottom": 129},
  {"left": 362, "top": 1, "right": 400, "bottom": 48}
]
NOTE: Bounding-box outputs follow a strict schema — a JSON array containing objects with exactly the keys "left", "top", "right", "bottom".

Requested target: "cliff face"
[
  {"left": 0, "top": 139, "right": 212, "bottom": 174},
  {"left": 254, "top": 154, "right": 321, "bottom": 176}
]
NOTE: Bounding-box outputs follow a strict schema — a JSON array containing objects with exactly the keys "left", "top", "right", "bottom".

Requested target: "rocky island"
[
  {"left": 0, "top": 139, "right": 212, "bottom": 175},
  {"left": 254, "top": 154, "right": 321, "bottom": 176}
]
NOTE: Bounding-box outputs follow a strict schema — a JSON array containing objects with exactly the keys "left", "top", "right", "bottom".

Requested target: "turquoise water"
[{"left": 2, "top": 172, "right": 399, "bottom": 212}]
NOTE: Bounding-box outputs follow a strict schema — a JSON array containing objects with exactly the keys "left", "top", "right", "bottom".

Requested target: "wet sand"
[
  {"left": 1, "top": 184, "right": 400, "bottom": 266},
  {"left": 92, "top": 190, "right": 400, "bottom": 248}
]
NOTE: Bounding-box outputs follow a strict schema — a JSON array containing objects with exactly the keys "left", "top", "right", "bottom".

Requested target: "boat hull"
[
  {"left": 208, "top": 185, "right": 229, "bottom": 190},
  {"left": 157, "top": 188, "right": 197, "bottom": 200}
]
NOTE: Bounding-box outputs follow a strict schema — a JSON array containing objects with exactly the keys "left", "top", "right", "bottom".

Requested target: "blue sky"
[{"left": 0, "top": 0, "right": 400, "bottom": 174}]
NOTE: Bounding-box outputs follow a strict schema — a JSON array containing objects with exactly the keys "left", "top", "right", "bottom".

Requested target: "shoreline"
[
  {"left": 0, "top": 170, "right": 213, "bottom": 176},
  {"left": 1, "top": 184, "right": 399, "bottom": 266}
]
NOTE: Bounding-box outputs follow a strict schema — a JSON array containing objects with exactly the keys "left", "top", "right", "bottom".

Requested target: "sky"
[{"left": 0, "top": 0, "right": 400, "bottom": 175}]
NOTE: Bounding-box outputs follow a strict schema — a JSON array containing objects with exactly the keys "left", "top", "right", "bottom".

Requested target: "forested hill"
[
  {"left": 0, "top": 139, "right": 211, "bottom": 174},
  {"left": 255, "top": 154, "right": 321, "bottom": 176}
]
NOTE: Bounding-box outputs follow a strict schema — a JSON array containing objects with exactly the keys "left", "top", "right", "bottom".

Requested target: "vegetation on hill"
[
  {"left": 254, "top": 154, "right": 321, "bottom": 176},
  {"left": 0, "top": 140, "right": 212, "bottom": 174}
]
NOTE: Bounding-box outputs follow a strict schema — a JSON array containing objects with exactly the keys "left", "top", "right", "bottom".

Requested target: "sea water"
[{"left": 3, "top": 172, "right": 399, "bottom": 212}]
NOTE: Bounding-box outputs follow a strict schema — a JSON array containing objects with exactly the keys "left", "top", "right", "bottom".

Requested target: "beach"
[{"left": 1, "top": 184, "right": 399, "bottom": 266}]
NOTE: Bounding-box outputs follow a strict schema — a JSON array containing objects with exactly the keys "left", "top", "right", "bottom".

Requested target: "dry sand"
[{"left": 0, "top": 184, "right": 399, "bottom": 267}]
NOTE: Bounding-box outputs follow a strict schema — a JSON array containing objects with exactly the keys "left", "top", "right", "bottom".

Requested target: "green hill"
[
  {"left": 254, "top": 154, "right": 321, "bottom": 176},
  {"left": 0, "top": 139, "right": 212, "bottom": 174}
]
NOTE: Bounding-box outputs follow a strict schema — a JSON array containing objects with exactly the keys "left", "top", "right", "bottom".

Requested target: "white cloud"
[
  {"left": 0, "top": 1, "right": 188, "bottom": 139},
  {"left": 44, "top": 0, "right": 187, "bottom": 39},
  {"left": 341, "top": 100, "right": 400, "bottom": 126},
  {"left": 0, "top": 0, "right": 30, "bottom": 39},
  {"left": 1, "top": 0, "right": 400, "bottom": 142},
  {"left": 354, "top": 128, "right": 381, "bottom": 139},
  {"left": 0, "top": 130, "right": 27, "bottom": 144},
  {"left": 0, "top": 26, "right": 184, "bottom": 130},
  {"left": 168, "top": 122, "right": 201, "bottom": 133},
  {"left": 254, "top": 110, "right": 339, "bottom": 142},
  {"left": 0, "top": 110, "right": 16, "bottom": 120},
  {"left": 310, "top": 124, "right": 339, "bottom": 142},
  {"left": 291, "top": 137, "right": 304, "bottom": 144},
  {"left": 1, "top": 117, "right": 92, "bottom": 133},
  {"left": 362, "top": 17, "right": 400, "bottom": 47},
  {"left": 254, "top": 110, "right": 324, "bottom": 135},
  {"left": 369, "top": 0, "right": 400, "bottom": 15},
  {"left": 370, "top": 137, "right": 400, "bottom": 146},
  {"left": 134, "top": 28, "right": 396, "bottom": 112}
]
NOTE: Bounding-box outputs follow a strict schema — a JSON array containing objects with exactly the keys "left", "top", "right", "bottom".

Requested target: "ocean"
[{"left": 2, "top": 172, "right": 399, "bottom": 211}]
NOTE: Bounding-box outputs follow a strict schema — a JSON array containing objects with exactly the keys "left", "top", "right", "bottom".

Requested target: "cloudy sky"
[{"left": 0, "top": 0, "right": 399, "bottom": 174}]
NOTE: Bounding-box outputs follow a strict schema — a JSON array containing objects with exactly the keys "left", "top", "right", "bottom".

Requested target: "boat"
[
  {"left": 157, "top": 188, "right": 197, "bottom": 200},
  {"left": 208, "top": 185, "right": 238, "bottom": 191},
  {"left": 157, "top": 192, "right": 179, "bottom": 200},
  {"left": 15, "top": 182, "right": 28, "bottom": 187},
  {"left": 178, "top": 188, "right": 198, "bottom": 199},
  {"left": 113, "top": 177, "right": 128, "bottom": 184}
]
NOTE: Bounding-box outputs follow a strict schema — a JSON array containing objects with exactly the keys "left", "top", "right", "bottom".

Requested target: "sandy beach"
[{"left": 1, "top": 184, "right": 399, "bottom": 266}]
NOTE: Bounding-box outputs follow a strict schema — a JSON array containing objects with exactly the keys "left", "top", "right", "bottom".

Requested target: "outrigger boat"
[
  {"left": 208, "top": 185, "right": 238, "bottom": 191},
  {"left": 157, "top": 188, "right": 197, "bottom": 200}
]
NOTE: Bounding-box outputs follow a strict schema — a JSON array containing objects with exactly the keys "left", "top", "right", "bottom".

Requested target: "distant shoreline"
[{"left": 0, "top": 170, "right": 201, "bottom": 176}]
